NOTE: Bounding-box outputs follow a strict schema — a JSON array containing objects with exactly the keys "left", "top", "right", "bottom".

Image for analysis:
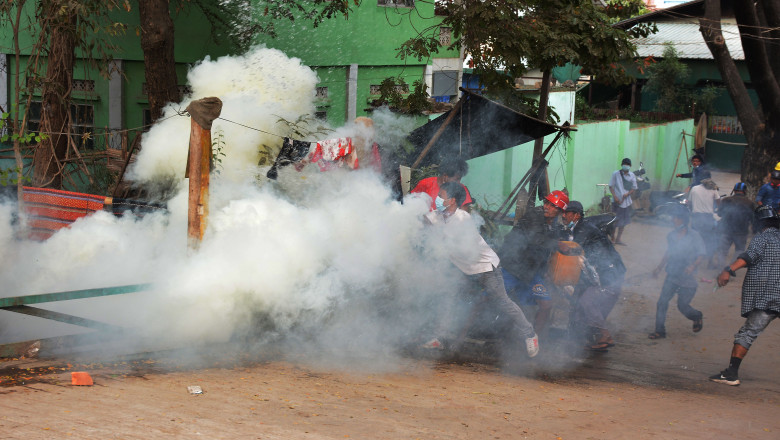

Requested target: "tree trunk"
[
  {"left": 138, "top": 0, "right": 180, "bottom": 123},
  {"left": 699, "top": 0, "right": 779, "bottom": 190},
  {"left": 32, "top": 9, "right": 76, "bottom": 188}
]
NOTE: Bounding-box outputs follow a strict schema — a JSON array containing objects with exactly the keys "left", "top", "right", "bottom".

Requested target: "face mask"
[
  {"left": 567, "top": 221, "right": 576, "bottom": 229},
  {"left": 435, "top": 196, "right": 448, "bottom": 212},
  {"left": 621, "top": 165, "right": 630, "bottom": 172}
]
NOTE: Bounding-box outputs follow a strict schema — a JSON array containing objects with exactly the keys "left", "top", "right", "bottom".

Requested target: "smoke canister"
[{"left": 547, "top": 241, "right": 584, "bottom": 286}]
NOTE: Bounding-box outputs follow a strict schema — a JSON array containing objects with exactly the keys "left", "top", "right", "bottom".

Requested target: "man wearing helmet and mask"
[
  {"left": 497, "top": 190, "right": 568, "bottom": 335},
  {"left": 756, "top": 169, "right": 780, "bottom": 210},
  {"left": 716, "top": 182, "right": 754, "bottom": 266},
  {"left": 609, "top": 158, "right": 637, "bottom": 245},
  {"left": 711, "top": 205, "right": 780, "bottom": 386}
]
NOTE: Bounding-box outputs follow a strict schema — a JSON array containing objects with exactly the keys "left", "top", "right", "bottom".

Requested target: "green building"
[
  {"left": 0, "top": 3, "right": 235, "bottom": 162},
  {"left": 254, "top": 0, "right": 461, "bottom": 126}
]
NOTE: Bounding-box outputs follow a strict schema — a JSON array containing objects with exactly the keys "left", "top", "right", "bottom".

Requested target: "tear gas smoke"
[{"left": 0, "top": 47, "right": 464, "bottom": 371}]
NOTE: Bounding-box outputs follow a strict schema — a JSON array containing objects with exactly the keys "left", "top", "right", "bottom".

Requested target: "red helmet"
[{"left": 544, "top": 190, "right": 569, "bottom": 210}]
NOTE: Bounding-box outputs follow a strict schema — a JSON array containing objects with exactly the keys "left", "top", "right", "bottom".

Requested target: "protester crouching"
[
  {"left": 498, "top": 190, "right": 569, "bottom": 339},
  {"left": 561, "top": 201, "right": 627, "bottom": 350},
  {"left": 422, "top": 181, "right": 539, "bottom": 357}
]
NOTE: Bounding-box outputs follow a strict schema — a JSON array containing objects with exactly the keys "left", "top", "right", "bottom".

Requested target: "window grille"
[
  {"left": 141, "top": 83, "right": 192, "bottom": 97},
  {"left": 73, "top": 80, "right": 95, "bottom": 93},
  {"left": 26, "top": 101, "right": 95, "bottom": 149},
  {"left": 439, "top": 27, "right": 452, "bottom": 46},
  {"left": 377, "top": 0, "right": 415, "bottom": 7},
  {"left": 316, "top": 87, "right": 329, "bottom": 99},
  {"left": 370, "top": 84, "right": 410, "bottom": 95}
]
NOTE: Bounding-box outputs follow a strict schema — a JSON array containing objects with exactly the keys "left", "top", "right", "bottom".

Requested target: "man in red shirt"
[{"left": 411, "top": 157, "right": 473, "bottom": 210}]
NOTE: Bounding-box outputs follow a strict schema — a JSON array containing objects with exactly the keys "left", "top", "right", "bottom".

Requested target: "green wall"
[
  {"left": 257, "top": 2, "right": 458, "bottom": 66},
  {"left": 255, "top": 1, "right": 458, "bottom": 126},
  {"left": 0, "top": 2, "right": 234, "bottom": 61},
  {"left": 461, "top": 119, "right": 696, "bottom": 214}
]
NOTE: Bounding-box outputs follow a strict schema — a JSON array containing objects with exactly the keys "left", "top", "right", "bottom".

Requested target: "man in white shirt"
[
  {"left": 689, "top": 172, "right": 721, "bottom": 268},
  {"left": 424, "top": 181, "right": 539, "bottom": 357},
  {"left": 609, "top": 158, "right": 637, "bottom": 245}
]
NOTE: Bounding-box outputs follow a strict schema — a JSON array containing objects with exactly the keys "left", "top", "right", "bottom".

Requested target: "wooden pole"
[
  {"left": 185, "top": 97, "right": 223, "bottom": 249},
  {"left": 411, "top": 97, "right": 465, "bottom": 169},
  {"left": 667, "top": 135, "right": 685, "bottom": 191}
]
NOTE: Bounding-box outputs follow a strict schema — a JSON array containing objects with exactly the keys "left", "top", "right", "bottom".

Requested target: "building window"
[
  {"left": 370, "top": 84, "right": 410, "bottom": 95},
  {"left": 315, "top": 87, "right": 329, "bottom": 100},
  {"left": 439, "top": 27, "right": 452, "bottom": 46},
  {"left": 141, "top": 83, "right": 192, "bottom": 97},
  {"left": 432, "top": 71, "right": 458, "bottom": 97},
  {"left": 377, "top": 0, "right": 415, "bottom": 7},
  {"left": 315, "top": 110, "right": 328, "bottom": 121},
  {"left": 70, "top": 103, "right": 95, "bottom": 149},
  {"left": 73, "top": 79, "right": 95, "bottom": 93},
  {"left": 142, "top": 108, "right": 153, "bottom": 131},
  {"left": 26, "top": 101, "right": 94, "bottom": 150}
]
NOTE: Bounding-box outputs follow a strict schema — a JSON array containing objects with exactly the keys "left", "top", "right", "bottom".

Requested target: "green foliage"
[
  {"left": 643, "top": 45, "right": 689, "bottom": 113},
  {"left": 400, "top": 0, "right": 656, "bottom": 99},
  {"left": 371, "top": 77, "right": 432, "bottom": 115},
  {"left": 644, "top": 44, "right": 721, "bottom": 117},
  {"left": 241, "top": 0, "right": 357, "bottom": 42},
  {"left": 211, "top": 127, "right": 227, "bottom": 175},
  {"left": 0, "top": 167, "right": 31, "bottom": 186},
  {"left": 256, "top": 114, "right": 333, "bottom": 166}
]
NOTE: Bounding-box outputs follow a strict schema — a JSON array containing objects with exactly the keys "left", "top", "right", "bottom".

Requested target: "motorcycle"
[{"left": 633, "top": 162, "right": 652, "bottom": 199}]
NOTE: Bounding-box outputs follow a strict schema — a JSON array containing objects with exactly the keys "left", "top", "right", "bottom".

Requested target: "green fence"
[{"left": 462, "top": 118, "right": 697, "bottom": 214}]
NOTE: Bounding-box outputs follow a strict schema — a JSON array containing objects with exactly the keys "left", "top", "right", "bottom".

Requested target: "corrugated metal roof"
[{"left": 633, "top": 22, "right": 744, "bottom": 60}]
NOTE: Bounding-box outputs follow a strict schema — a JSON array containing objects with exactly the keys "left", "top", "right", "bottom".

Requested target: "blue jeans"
[
  {"left": 469, "top": 266, "right": 536, "bottom": 338},
  {"left": 655, "top": 277, "right": 702, "bottom": 334}
]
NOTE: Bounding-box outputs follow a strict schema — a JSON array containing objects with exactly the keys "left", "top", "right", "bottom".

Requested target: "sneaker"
[
  {"left": 421, "top": 338, "right": 443, "bottom": 350},
  {"left": 709, "top": 370, "right": 740, "bottom": 386},
  {"left": 525, "top": 333, "right": 540, "bottom": 358}
]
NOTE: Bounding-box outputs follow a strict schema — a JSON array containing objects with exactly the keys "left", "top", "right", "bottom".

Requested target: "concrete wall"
[{"left": 461, "top": 118, "right": 695, "bottom": 214}]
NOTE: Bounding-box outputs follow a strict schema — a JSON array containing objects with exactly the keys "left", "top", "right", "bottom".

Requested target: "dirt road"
[{"left": 2, "top": 207, "right": 779, "bottom": 439}]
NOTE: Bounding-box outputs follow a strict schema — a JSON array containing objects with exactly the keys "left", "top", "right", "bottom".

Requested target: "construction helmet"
[
  {"left": 544, "top": 190, "right": 569, "bottom": 210},
  {"left": 755, "top": 205, "right": 779, "bottom": 221},
  {"left": 774, "top": 161, "right": 780, "bottom": 171}
]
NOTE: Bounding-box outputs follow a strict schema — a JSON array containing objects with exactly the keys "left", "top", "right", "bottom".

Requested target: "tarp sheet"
[{"left": 405, "top": 89, "right": 571, "bottom": 167}]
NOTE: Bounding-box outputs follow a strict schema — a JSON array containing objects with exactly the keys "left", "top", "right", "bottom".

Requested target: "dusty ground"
[{"left": 2, "top": 177, "right": 779, "bottom": 439}]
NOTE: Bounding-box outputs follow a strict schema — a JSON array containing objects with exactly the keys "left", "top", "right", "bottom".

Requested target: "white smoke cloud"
[
  {"left": 127, "top": 46, "right": 320, "bottom": 183},
  {"left": 0, "top": 46, "right": 467, "bottom": 371}
]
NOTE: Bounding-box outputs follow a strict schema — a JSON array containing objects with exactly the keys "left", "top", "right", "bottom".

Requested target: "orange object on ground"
[{"left": 71, "top": 372, "right": 94, "bottom": 386}]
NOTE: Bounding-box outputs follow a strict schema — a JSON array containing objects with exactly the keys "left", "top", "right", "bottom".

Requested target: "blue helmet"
[{"left": 733, "top": 182, "right": 747, "bottom": 193}]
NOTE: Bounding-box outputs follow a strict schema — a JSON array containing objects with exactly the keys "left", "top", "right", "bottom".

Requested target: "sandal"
[
  {"left": 597, "top": 338, "right": 616, "bottom": 348},
  {"left": 648, "top": 332, "right": 666, "bottom": 339},
  {"left": 586, "top": 342, "right": 610, "bottom": 351},
  {"left": 693, "top": 317, "right": 703, "bottom": 333}
]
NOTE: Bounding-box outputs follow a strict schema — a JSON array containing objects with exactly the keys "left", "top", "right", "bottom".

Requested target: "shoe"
[
  {"left": 421, "top": 338, "right": 443, "bottom": 350},
  {"left": 648, "top": 332, "right": 666, "bottom": 339},
  {"left": 693, "top": 317, "right": 703, "bottom": 333},
  {"left": 709, "top": 370, "right": 740, "bottom": 386},
  {"left": 525, "top": 333, "right": 540, "bottom": 358}
]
